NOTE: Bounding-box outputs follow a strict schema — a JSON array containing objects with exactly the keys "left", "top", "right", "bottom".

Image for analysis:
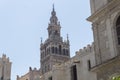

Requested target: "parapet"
[
  {"left": 29, "top": 67, "right": 39, "bottom": 72},
  {"left": 17, "top": 67, "right": 40, "bottom": 80},
  {"left": 76, "top": 42, "right": 94, "bottom": 55},
  {"left": 51, "top": 43, "right": 94, "bottom": 70},
  {"left": 0, "top": 54, "right": 10, "bottom": 62}
]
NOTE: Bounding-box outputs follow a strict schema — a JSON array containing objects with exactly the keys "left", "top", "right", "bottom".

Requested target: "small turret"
[{"left": 67, "top": 34, "right": 70, "bottom": 45}]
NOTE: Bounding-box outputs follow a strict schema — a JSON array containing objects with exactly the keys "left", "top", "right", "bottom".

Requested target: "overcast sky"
[{"left": 0, "top": 0, "right": 93, "bottom": 80}]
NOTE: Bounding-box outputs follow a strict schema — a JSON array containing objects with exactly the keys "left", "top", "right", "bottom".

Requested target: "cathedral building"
[
  {"left": 17, "top": 6, "right": 70, "bottom": 80},
  {"left": 0, "top": 54, "right": 12, "bottom": 80},
  {"left": 17, "top": 0, "right": 120, "bottom": 80}
]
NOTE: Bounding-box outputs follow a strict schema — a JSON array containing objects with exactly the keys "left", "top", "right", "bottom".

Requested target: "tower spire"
[
  {"left": 53, "top": 4, "right": 54, "bottom": 11},
  {"left": 51, "top": 4, "right": 56, "bottom": 16},
  {"left": 50, "top": 4, "right": 58, "bottom": 25},
  {"left": 67, "top": 34, "right": 69, "bottom": 44},
  {"left": 67, "top": 34, "right": 69, "bottom": 40},
  {"left": 40, "top": 37, "right": 43, "bottom": 45}
]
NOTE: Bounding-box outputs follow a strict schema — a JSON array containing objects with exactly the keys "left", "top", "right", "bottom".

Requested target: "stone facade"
[
  {"left": 88, "top": 0, "right": 120, "bottom": 80},
  {"left": 0, "top": 54, "right": 12, "bottom": 80},
  {"left": 88, "top": 0, "right": 120, "bottom": 65},
  {"left": 17, "top": 5, "right": 97, "bottom": 80},
  {"left": 17, "top": 67, "right": 41, "bottom": 80},
  {"left": 17, "top": 44, "right": 97, "bottom": 80},
  {"left": 39, "top": 43, "right": 96, "bottom": 80}
]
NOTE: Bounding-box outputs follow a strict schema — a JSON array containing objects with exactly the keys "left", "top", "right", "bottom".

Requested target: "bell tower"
[{"left": 40, "top": 5, "right": 70, "bottom": 74}]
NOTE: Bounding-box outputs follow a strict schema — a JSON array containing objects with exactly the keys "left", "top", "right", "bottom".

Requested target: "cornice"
[
  {"left": 87, "top": 0, "right": 120, "bottom": 22},
  {"left": 90, "top": 56, "right": 120, "bottom": 72}
]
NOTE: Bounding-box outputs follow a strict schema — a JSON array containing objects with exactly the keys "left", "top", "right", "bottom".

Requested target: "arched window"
[
  {"left": 48, "top": 48, "right": 50, "bottom": 53},
  {"left": 45, "top": 48, "right": 47, "bottom": 56},
  {"left": 43, "top": 52, "right": 44, "bottom": 58},
  {"left": 45, "top": 65, "right": 47, "bottom": 72},
  {"left": 63, "top": 49, "right": 65, "bottom": 55},
  {"left": 47, "top": 48, "right": 50, "bottom": 55},
  {"left": 65, "top": 49, "right": 69, "bottom": 56},
  {"left": 41, "top": 53, "right": 43, "bottom": 59},
  {"left": 52, "top": 47, "right": 54, "bottom": 53},
  {"left": 55, "top": 47, "right": 58, "bottom": 54},
  {"left": 47, "top": 49, "right": 48, "bottom": 55},
  {"left": 59, "top": 45, "right": 62, "bottom": 55},
  {"left": 116, "top": 16, "right": 120, "bottom": 45},
  {"left": 45, "top": 51, "right": 46, "bottom": 56},
  {"left": 55, "top": 30, "right": 59, "bottom": 36}
]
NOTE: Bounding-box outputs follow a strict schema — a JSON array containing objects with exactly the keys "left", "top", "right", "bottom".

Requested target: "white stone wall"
[
  {"left": 75, "top": 43, "right": 97, "bottom": 80},
  {"left": 88, "top": 0, "right": 120, "bottom": 65},
  {"left": 40, "top": 43, "right": 97, "bottom": 80},
  {"left": 17, "top": 68, "right": 41, "bottom": 80},
  {"left": 90, "top": 0, "right": 107, "bottom": 14},
  {"left": 17, "top": 74, "right": 29, "bottom": 80}
]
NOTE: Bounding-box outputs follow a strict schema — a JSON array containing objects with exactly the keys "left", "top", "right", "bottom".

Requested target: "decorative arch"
[
  {"left": 116, "top": 16, "right": 120, "bottom": 45},
  {"left": 59, "top": 45, "right": 62, "bottom": 55},
  {"left": 112, "top": 12, "right": 120, "bottom": 55},
  {"left": 55, "top": 47, "right": 58, "bottom": 54},
  {"left": 52, "top": 47, "right": 54, "bottom": 53}
]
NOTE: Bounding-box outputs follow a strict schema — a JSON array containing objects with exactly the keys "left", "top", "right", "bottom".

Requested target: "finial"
[
  {"left": 67, "top": 34, "right": 69, "bottom": 44},
  {"left": 2, "top": 54, "right": 6, "bottom": 58},
  {"left": 67, "top": 34, "right": 69, "bottom": 40},
  {"left": 51, "top": 4, "right": 56, "bottom": 16},
  {"left": 53, "top": 4, "right": 55, "bottom": 11},
  {"left": 29, "top": 67, "right": 32, "bottom": 71},
  {"left": 41, "top": 37, "right": 43, "bottom": 44},
  {"left": 17, "top": 75, "right": 19, "bottom": 79},
  {"left": 50, "top": 4, "right": 58, "bottom": 24}
]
